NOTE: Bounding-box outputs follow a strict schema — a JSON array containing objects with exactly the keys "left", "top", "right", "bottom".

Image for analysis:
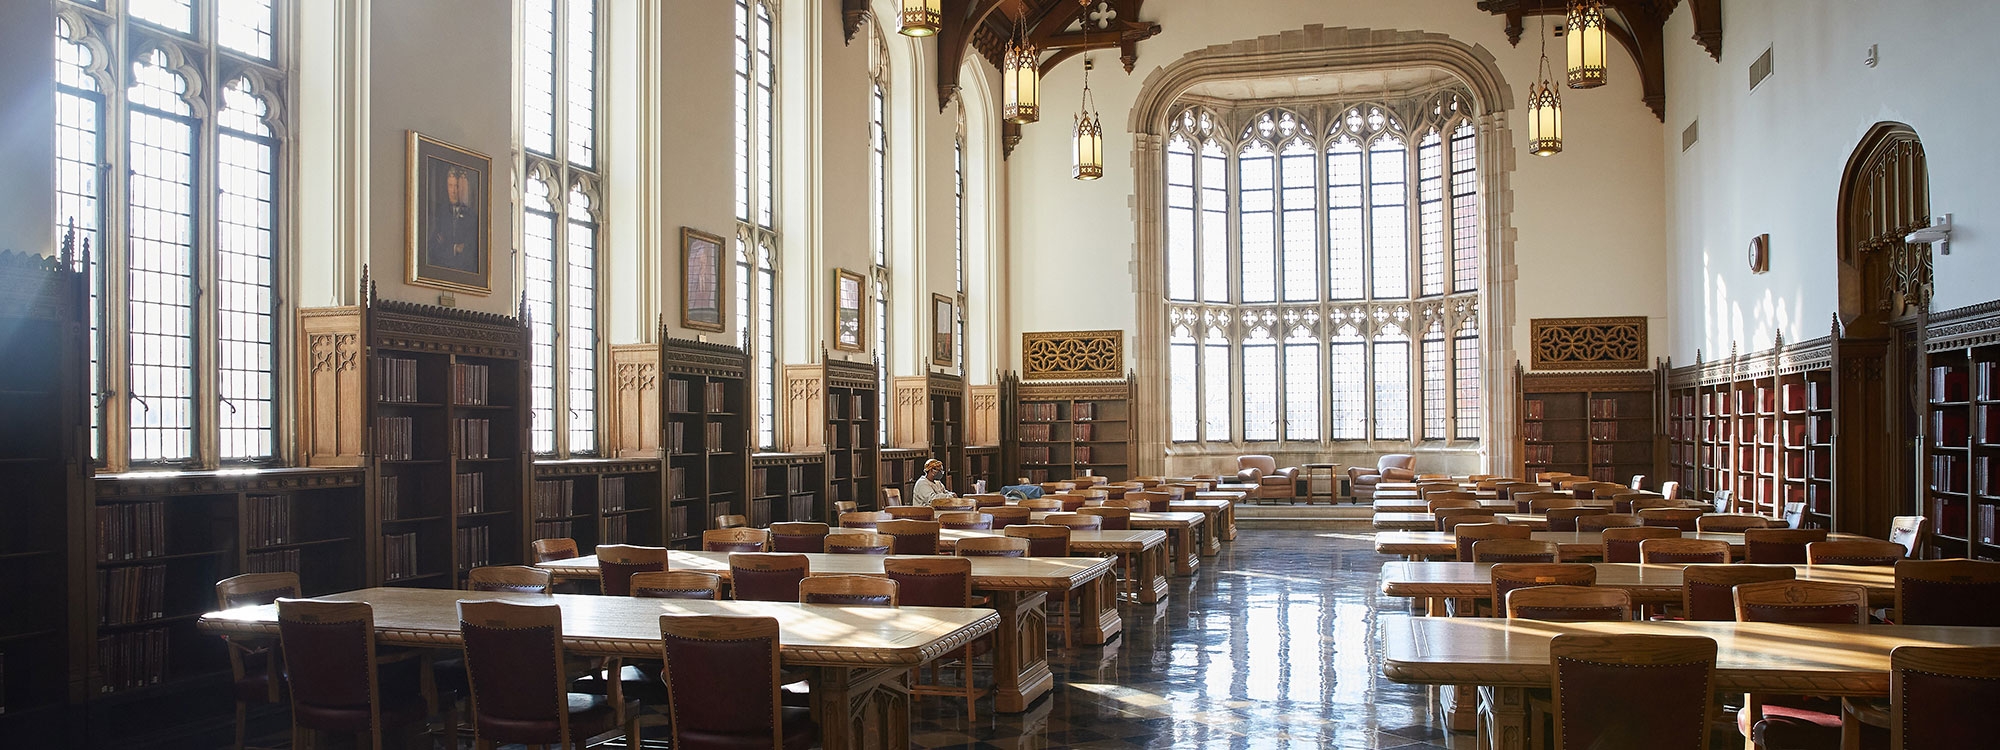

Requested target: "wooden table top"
[
  {"left": 1373, "top": 530, "right": 1872, "bottom": 556},
  {"left": 197, "top": 587, "right": 998, "bottom": 667},
  {"left": 1174, "top": 497, "right": 1237, "bottom": 509},
  {"left": 537, "top": 551, "right": 1115, "bottom": 591},
  {"left": 938, "top": 528, "right": 1166, "bottom": 553},
  {"left": 1376, "top": 561, "right": 1897, "bottom": 606},
  {"left": 1381, "top": 616, "right": 2000, "bottom": 694},
  {"left": 1027, "top": 510, "right": 1205, "bottom": 528},
  {"left": 1373, "top": 512, "right": 1550, "bottom": 530}
]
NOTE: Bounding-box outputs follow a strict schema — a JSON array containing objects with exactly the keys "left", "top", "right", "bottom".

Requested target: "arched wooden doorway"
[{"left": 1830, "top": 123, "right": 1929, "bottom": 538}]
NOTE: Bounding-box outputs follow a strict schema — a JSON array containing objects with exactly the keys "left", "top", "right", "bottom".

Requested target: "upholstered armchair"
[
  {"left": 1234, "top": 455, "right": 1300, "bottom": 503},
  {"left": 1347, "top": 454, "right": 1417, "bottom": 501}
]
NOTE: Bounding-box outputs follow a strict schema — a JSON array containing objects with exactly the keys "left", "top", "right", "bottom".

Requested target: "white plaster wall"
[
  {"left": 1006, "top": 0, "right": 1670, "bottom": 373},
  {"left": 2, "top": 0, "right": 56, "bottom": 256},
  {"left": 1664, "top": 0, "right": 2000, "bottom": 361}
]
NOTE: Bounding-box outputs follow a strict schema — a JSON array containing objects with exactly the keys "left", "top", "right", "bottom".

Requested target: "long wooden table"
[
  {"left": 538, "top": 551, "right": 1114, "bottom": 711},
  {"left": 1372, "top": 497, "right": 1514, "bottom": 513},
  {"left": 1372, "top": 509, "right": 1727, "bottom": 531},
  {"left": 1377, "top": 561, "right": 1897, "bottom": 607},
  {"left": 1382, "top": 616, "right": 2000, "bottom": 750},
  {"left": 1028, "top": 511, "right": 1206, "bottom": 577},
  {"left": 1182, "top": 494, "right": 1241, "bottom": 545},
  {"left": 938, "top": 529, "right": 1172, "bottom": 606},
  {"left": 198, "top": 587, "right": 997, "bottom": 750},
  {"left": 1373, "top": 530, "right": 1871, "bottom": 559}
]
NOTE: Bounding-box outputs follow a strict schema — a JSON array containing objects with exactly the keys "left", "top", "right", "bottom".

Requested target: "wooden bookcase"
[
  {"left": 1516, "top": 369, "right": 1657, "bottom": 486},
  {"left": 823, "top": 360, "right": 882, "bottom": 514},
  {"left": 965, "top": 445, "right": 1000, "bottom": 493},
  {"left": 364, "top": 299, "right": 531, "bottom": 588},
  {"left": 1666, "top": 337, "right": 1834, "bottom": 525},
  {"left": 660, "top": 338, "right": 751, "bottom": 550},
  {"left": 926, "top": 374, "right": 967, "bottom": 492},
  {"left": 1921, "top": 329, "right": 2000, "bottom": 559},
  {"left": 0, "top": 246, "right": 89, "bottom": 742},
  {"left": 880, "top": 448, "right": 927, "bottom": 503},
  {"left": 530, "top": 458, "right": 664, "bottom": 550},
  {"left": 1003, "top": 376, "right": 1136, "bottom": 483},
  {"left": 750, "top": 452, "right": 827, "bottom": 524}
]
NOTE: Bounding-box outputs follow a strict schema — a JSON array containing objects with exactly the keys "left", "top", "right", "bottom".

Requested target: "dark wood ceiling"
[{"left": 1476, "top": 0, "right": 1725, "bottom": 121}]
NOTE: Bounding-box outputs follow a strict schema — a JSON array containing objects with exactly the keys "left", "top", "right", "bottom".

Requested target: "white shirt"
[{"left": 911, "top": 476, "right": 954, "bottom": 506}]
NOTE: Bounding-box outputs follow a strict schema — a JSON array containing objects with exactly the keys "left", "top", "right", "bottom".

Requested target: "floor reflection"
[{"left": 909, "top": 528, "right": 1470, "bottom": 749}]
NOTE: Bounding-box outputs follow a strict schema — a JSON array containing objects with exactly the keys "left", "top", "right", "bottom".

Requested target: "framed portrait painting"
[
  {"left": 681, "top": 227, "right": 726, "bottom": 332},
  {"left": 932, "top": 294, "right": 955, "bottom": 367},
  {"left": 833, "top": 269, "right": 867, "bottom": 352},
  {"left": 406, "top": 132, "right": 492, "bottom": 294}
]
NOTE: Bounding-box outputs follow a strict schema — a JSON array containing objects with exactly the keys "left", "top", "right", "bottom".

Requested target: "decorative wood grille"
[
  {"left": 1530, "top": 317, "right": 1647, "bottom": 370},
  {"left": 1022, "top": 330, "right": 1124, "bottom": 380}
]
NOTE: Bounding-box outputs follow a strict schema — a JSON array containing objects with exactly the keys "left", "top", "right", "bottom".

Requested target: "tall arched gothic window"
[
  {"left": 523, "top": 0, "right": 602, "bottom": 457},
  {"left": 54, "top": 1, "right": 287, "bottom": 469},
  {"left": 1166, "top": 90, "right": 1482, "bottom": 446},
  {"left": 734, "top": 0, "right": 780, "bottom": 448}
]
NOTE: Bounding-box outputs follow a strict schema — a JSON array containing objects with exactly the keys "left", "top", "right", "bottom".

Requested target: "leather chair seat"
[
  {"left": 232, "top": 650, "right": 282, "bottom": 702},
  {"left": 293, "top": 658, "right": 427, "bottom": 732},
  {"left": 477, "top": 692, "right": 621, "bottom": 746},
  {"left": 1741, "top": 695, "right": 1888, "bottom": 750},
  {"left": 677, "top": 706, "right": 817, "bottom": 750}
]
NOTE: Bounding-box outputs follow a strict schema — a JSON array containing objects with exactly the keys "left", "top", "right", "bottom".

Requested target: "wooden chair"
[
  {"left": 1020, "top": 498, "right": 1063, "bottom": 511},
  {"left": 467, "top": 565, "right": 554, "bottom": 594},
  {"left": 1045, "top": 512, "right": 1103, "bottom": 530},
  {"left": 727, "top": 553, "right": 811, "bottom": 602},
  {"left": 1601, "top": 526, "right": 1681, "bottom": 563},
  {"left": 1679, "top": 564, "right": 1794, "bottom": 622},
  {"left": 881, "top": 487, "right": 903, "bottom": 507},
  {"left": 1545, "top": 507, "right": 1610, "bottom": 532},
  {"left": 1576, "top": 513, "right": 1643, "bottom": 532},
  {"left": 1427, "top": 496, "right": 1481, "bottom": 511},
  {"left": 877, "top": 519, "right": 943, "bottom": 555},
  {"left": 1113, "top": 497, "right": 1156, "bottom": 512},
  {"left": 832, "top": 500, "right": 859, "bottom": 515},
  {"left": 1471, "top": 539, "right": 1560, "bottom": 563},
  {"left": 1638, "top": 538, "right": 1730, "bottom": 565},
  {"left": 657, "top": 615, "right": 816, "bottom": 750},
  {"left": 714, "top": 514, "right": 749, "bottom": 529},
  {"left": 1638, "top": 508, "right": 1704, "bottom": 531},
  {"left": 1708, "top": 488, "right": 1735, "bottom": 513},
  {"left": 1505, "top": 585, "right": 1632, "bottom": 622},
  {"left": 1045, "top": 493, "right": 1087, "bottom": 512},
  {"left": 985, "top": 505, "right": 1032, "bottom": 529},
  {"left": 596, "top": 544, "right": 669, "bottom": 597},
  {"left": 1628, "top": 496, "right": 1683, "bottom": 514},
  {"left": 1629, "top": 474, "right": 1647, "bottom": 490},
  {"left": 216, "top": 573, "right": 301, "bottom": 750},
  {"left": 1549, "top": 634, "right": 1717, "bottom": 750},
  {"left": 937, "top": 511, "right": 992, "bottom": 530},
  {"left": 885, "top": 557, "right": 990, "bottom": 720},
  {"left": 1489, "top": 563, "right": 1597, "bottom": 613},
  {"left": 1077, "top": 505, "right": 1131, "bottom": 530},
  {"left": 838, "top": 511, "right": 891, "bottom": 529},
  {"left": 1733, "top": 580, "right": 1870, "bottom": 750},
  {"left": 883, "top": 505, "right": 936, "bottom": 520},
  {"left": 930, "top": 497, "right": 978, "bottom": 512},
  {"left": 275, "top": 599, "right": 436, "bottom": 750},
  {"left": 703, "top": 527, "right": 771, "bottom": 553},
  {"left": 1521, "top": 493, "right": 1580, "bottom": 513},
  {"left": 1658, "top": 480, "right": 1681, "bottom": 500},
  {"left": 965, "top": 492, "right": 1006, "bottom": 508},
  {"left": 769, "top": 522, "right": 830, "bottom": 553},
  {"left": 1741, "top": 527, "right": 1828, "bottom": 563},
  {"left": 1889, "top": 515, "right": 1931, "bottom": 558},
  {"left": 954, "top": 537, "right": 1028, "bottom": 557},
  {"left": 629, "top": 571, "right": 723, "bottom": 600},
  {"left": 1695, "top": 513, "right": 1773, "bottom": 533},
  {"left": 1895, "top": 559, "right": 2000, "bottom": 626},
  {"left": 1805, "top": 539, "right": 1906, "bottom": 566},
  {"left": 798, "top": 575, "right": 899, "bottom": 606},
  {"left": 1454, "top": 523, "right": 1531, "bottom": 562},
  {"left": 458, "top": 600, "right": 634, "bottom": 749},
  {"left": 1125, "top": 490, "right": 1172, "bottom": 512},
  {"left": 1438, "top": 512, "right": 1501, "bottom": 533},
  {"left": 532, "top": 538, "right": 579, "bottom": 563},
  {"left": 1889, "top": 645, "right": 2000, "bottom": 749},
  {"left": 824, "top": 532, "right": 895, "bottom": 555},
  {"left": 1004, "top": 524, "right": 1071, "bottom": 557},
  {"left": 1428, "top": 491, "right": 1480, "bottom": 505}
]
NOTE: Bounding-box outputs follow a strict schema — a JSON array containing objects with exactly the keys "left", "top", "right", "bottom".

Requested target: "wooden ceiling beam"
[
  {"left": 1475, "top": 0, "right": 1680, "bottom": 121},
  {"left": 1688, "top": 0, "right": 1723, "bottom": 61},
  {"left": 936, "top": 0, "right": 1011, "bottom": 110},
  {"left": 929, "top": 0, "right": 1160, "bottom": 155}
]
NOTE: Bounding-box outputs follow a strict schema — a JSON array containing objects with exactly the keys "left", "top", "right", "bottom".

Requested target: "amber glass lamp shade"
[
  {"left": 1566, "top": 0, "right": 1608, "bottom": 89},
  {"left": 1528, "top": 80, "right": 1563, "bottom": 156},
  {"left": 898, "top": 0, "right": 941, "bottom": 37}
]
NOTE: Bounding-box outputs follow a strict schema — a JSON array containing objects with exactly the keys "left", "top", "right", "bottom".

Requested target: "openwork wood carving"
[
  {"left": 1022, "top": 330, "right": 1124, "bottom": 380},
  {"left": 1530, "top": 317, "right": 1647, "bottom": 370}
]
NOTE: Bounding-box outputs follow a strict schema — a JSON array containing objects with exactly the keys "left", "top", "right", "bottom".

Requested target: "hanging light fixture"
[
  {"left": 1073, "top": 58, "right": 1103, "bottom": 180},
  {"left": 897, "top": 0, "right": 941, "bottom": 37},
  {"left": 1528, "top": 13, "right": 1564, "bottom": 156},
  {"left": 1565, "top": 0, "right": 1608, "bottom": 88},
  {"left": 1002, "top": 11, "right": 1040, "bottom": 124}
]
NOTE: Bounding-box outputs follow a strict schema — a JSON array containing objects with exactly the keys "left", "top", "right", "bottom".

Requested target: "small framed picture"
[
  {"left": 833, "top": 269, "right": 867, "bottom": 352},
  {"left": 681, "top": 227, "right": 726, "bottom": 332},
  {"left": 932, "top": 294, "right": 955, "bottom": 367},
  {"left": 407, "top": 132, "right": 493, "bottom": 294}
]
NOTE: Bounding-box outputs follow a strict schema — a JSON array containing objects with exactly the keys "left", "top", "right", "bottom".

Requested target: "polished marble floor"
[{"left": 905, "top": 528, "right": 1471, "bottom": 750}]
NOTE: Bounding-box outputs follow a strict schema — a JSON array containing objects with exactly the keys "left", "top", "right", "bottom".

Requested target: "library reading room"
[{"left": 3, "top": 1, "right": 1999, "bottom": 748}]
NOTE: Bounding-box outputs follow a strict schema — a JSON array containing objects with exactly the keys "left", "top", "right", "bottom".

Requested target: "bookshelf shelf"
[
  {"left": 1002, "top": 375, "right": 1136, "bottom": 484},
  {"left": 659, "top": 337, "right": 751, "bottom": 548},
  {"left": 1515, "top": 368, "right": 1658, "bottom": 486},
  {"left": 1667, "top": 341, "right": 1834, "bottom": 527}
]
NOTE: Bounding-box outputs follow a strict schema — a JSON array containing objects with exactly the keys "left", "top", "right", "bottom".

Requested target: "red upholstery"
[
  {"left": 706, "top": 540, "right": 769, "bottom": 553},
  {"left": 459, "top": 603, "right": 619, "bottom": 746},
  {"left": 801, "top": 591, "right": 895, "bottom": 606},
  {"left": 1742, "top": 528, "right": 1828, "bottom": 564},
  {"left": 728, "top": 554, "right": 810, "bottom": 603},
  {"left": 1512, "top": 604, "right": 1626, "bottom": 621},
  {"left": 659, "top": 616, "right": 815, "bottom": 750},
  {"left": 884, "top": 567, "right": 970, "bottom": 608},
  {"left": 1739, "top": 602, "right": 1865, "bottom": 624},
  {"left": 1005, "top": 525, "right": 1071, "bottom": 557},
  {"left": 1898, "top": 577, "right": 2000, "bottom": 627},
  {"left": 1894, "top": 648, "right": 2000, "bottom": 749},
  {"left": 1544, "top": 507, "right": 1608, "bottom": 532},
  {"left": 1684, "top": 581, "right": 1741, "bottom": 622},
  {"left": 1601, "top": 528, "right": 1680, "bottom": 564},
  {"left": 771, "top": 533, "right": 826, "bottom": 553},
  {"left": 1489, "top": 565, "right": 1596, "bottom": 609},
  {"left": 1642, "top": 550, "right": 1728, "bottom": 565},
  {"left": 878, "top": 520, "right": 941, "bottom": 556},
  {"left": 275, "top": 600, "right": 428, "bottom": 737},
  {"left": 1553, "top": 643, "right": 1714, "bottom": 750}
]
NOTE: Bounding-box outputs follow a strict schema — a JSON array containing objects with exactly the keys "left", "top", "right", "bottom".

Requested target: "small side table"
[{"left": 1304, "top": 464, "right": 1342, "bottom": 505}]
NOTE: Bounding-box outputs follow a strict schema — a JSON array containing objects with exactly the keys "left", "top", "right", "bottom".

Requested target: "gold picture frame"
[
  {"left": 680, "top": 227, "right": 726, "bottom": 332},
  {"left": 932, "top": 294, "right": 955, "bottom": 367},
  {"left": 833, "top": 268, "right": 867, "bottom": 352},
  {"left": 406, "top": 131, "right": 493, "bottom": 295}
]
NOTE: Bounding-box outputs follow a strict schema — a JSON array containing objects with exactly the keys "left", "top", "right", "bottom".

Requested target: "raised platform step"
[{"left": 1234, "top": 502, "right": 1374, "bottom": 529}]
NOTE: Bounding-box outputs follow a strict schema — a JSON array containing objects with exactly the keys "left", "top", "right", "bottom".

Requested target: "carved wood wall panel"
[
  {"left": 297, "top": 307, "right": 364, "bottom": 467},
  {"left": 892, "top": 377, "right": 930, "bottom": 449},
  {"left": 607, "top": 344, "right": 660, "bottom": 458},
  {"left": 1529, "top": 316, "right": 1648, "bottom": 370},
  {"left": 967, "top": 385, "right": 1001, "bottom": 446},
  {"left": 1022, "top": 330, "right": 1124, "bottom": 380},
  {"left": 783, "top": 364, "right": 827, "bottom": 453}
]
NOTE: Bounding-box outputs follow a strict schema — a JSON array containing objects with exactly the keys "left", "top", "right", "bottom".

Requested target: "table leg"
[
  {"left": 1220, "top": 503, "right": 1236, "bottom": 541},
  {"left": 1073, "top": 571, "right": 1120, "bottom": 646},
  {"left": 1196, "top": 516, "right": 1219, "bottom": 556},
  {"left": 1170, "top": 526, "right": 1201, "bottom": 576},
  {"left": 987, "top": 590, "right": 1054, "bottom": 713},
  {"left": 809, "top": 665, "right": 911, "bottom": 750},
  {"left": 1475, "top": 685, "right": 1527, "bottom": 750},
  {"left": 1137, "top": 545, "right": 1169, "bottom": 604}
]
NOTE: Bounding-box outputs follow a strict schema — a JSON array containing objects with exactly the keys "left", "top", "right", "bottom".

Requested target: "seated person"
[{"left": 912, "top": 459, "right": 955, "bottom": 506}]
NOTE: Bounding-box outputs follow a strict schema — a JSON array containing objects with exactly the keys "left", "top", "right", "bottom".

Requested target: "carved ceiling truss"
[{"left": 1476, "top": 0, "right": 1724, "bottom": 122}]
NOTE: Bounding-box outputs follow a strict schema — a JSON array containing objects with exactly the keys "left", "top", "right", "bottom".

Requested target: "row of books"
[
  {"left": 377, "top": 357, "right": 419, "bottom": 403},
  {"left": 1589, "top": 467, "right": 1617, "bottom": 482},
  {"left": 1075, "top": 423, "right": 1095, "bottom": 441},
  {"left": 1522, "top": 445, "right": 1557, "bottom": 465},
  {"left": 532, "top": 479, "right": 577, "bottom": 519},
  {"left": 1590, "top": 445, "right": 1617, "bottom": 465},
  {"left": 531, "top": 520, "right": 573, "bottom": 542},
  {"left": 669, "top": 506, "right": 690, "bottom": 540},
  {"left": 1933, "top": 365, "right": 1970, "bottom": 403},
  {"left": 377, "top": 417, "right": 414, "bottom": 461},
  {"left": 1523, "top": 400, "right": 1547, "bottom": 420},
  {"left": 380, "top": 476, "right": 405, "bottom": 520},
  {"left": 603, "top": 515, "right": 630, "bottom": 544},
  {"left": 666, "top": 380, "right": 732, "bottom": 413},
  {"left": 1523, "top": 422, "right": 1545, "bottom": 442},
  {"left": 747, "top": 497, "right": 774, "bottom": 528},
  {"left": 245, "top": 494, "right": 294, "bottom": 548},
  {"left": 1020, "top": 403, "right": 1062, "bottom": 422},
  {"left": 98, "top": 565, "right": 166, "bottom": 625},
  {"left": 383, "top": 532, "right": 423, "bottom": 581},
  {"left": 1020, "top": 446, "right": 1052, "bottom": 465},
  {"left": 826, "top": 393, "right": 869, "bottom": 421},
  {"left": 789, "top": 495, "right": 815, "bottom": 523},
  {"left": 670, "top": 467, "right": 688, "bottom": 500},
  {"left": 1022, "top": 469, "right": 1050, "bottom": 484},
  {"left": 603, "top": 476, "right": 627, "bottom": 512},
  {"left": 96, "top": 629, "right": 167, "bottom": 693},
  {"left": 457, "top": 418, "right": 491, "bottom": 459},
  {"left": 451, "top": 363, "right": 491, "bottom": 405},
  {"left": 1018, "top": 423, "right": 1053, "bottom": 442},
  {"left": 1932, "top": 454, "right": 1967, "bottom": 494},
  {"left": 97, "top": 502, "right": 167, "bottom": 561},
  {"left": 1589, "top": 422, "right": 1621, "bottom": 441},
  {"left": 245, "top": 548, "right": 301, "bottom": 574},
  {"left": 455, "top": 526, "right": 492, "bottom": 572},
  {"left": 753, "top": 466, "right": 814, "bottom": 496},
  {"left": 1075, "top": 446, "right": 1094, "bottom": 464},
  {"left": 1588, "top": 398, "right": 1621, "bottom": 419},
  {"left": 826, "top": 424, "right": 875, "bottom": 450},
  {"left": 667, "top": 422, "right": 731, "bottom": 454},
  {"left": 454, "top": 472, "right": 487, "bottom": 514}
]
